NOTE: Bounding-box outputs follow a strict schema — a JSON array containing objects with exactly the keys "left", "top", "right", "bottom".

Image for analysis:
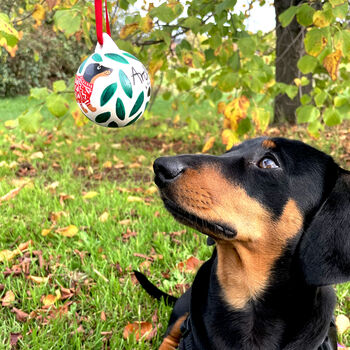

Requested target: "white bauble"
[{"left": 74, "top": 33, "right": 151, "bottom": 128}]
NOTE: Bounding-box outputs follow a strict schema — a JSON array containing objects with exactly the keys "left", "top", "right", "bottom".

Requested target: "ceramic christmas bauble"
[{"left": 74, "top": 33, "right": 151, "bottom": 128}]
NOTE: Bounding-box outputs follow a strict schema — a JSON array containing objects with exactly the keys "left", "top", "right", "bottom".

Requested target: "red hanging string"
[{"left": 95, "top": 0, "right": 111, "bottom": 45}]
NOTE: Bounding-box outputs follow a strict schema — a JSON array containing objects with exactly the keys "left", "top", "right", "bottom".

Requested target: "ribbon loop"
[{"left": 95, "top": 0, "right": 111, "bottom": 45}]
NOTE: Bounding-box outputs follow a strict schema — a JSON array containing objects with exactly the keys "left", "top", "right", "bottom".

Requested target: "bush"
[{"left": 0, "top": 25, "right": 89, "bottom": 97}]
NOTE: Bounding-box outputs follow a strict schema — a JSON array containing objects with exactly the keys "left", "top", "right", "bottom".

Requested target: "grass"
[{"left": 0, "top": 95, "right": 349, "bottom": 349}]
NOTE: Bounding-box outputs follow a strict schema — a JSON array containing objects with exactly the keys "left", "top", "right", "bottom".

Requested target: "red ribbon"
[{"left": 95, "top": 0, "right": 111, "bottom": 45}]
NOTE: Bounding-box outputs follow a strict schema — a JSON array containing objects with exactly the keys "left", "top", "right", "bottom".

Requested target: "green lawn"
[{"left": 0, "top": 96, "right": 349, "bottom": 349}]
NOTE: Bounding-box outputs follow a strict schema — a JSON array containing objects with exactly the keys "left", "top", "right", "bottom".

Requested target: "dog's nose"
[{"left": 153, "top": 156, "right": 186, "bottom": 181}]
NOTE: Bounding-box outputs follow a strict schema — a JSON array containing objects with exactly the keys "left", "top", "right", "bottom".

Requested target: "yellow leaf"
[
  {"left": 56, "top": 225, "right": 78, "bottom": 237},
  {"left": 313, "top": 11, "right": 331, "bottom": 28},
  {"left": 140, "top": 15, "right": 153, "bottom": 33},
  {"left": 127, "top": 196, "right": 144, "bottom": 202},
  {"left": 27, "top": 275, "right": 49, "bottom": 284},
  {"left": 41, "top": 228, "right": 52, "bottom": 236},
  {"left": 336, "top": 314, "right": 350, "bottom": 335},
  {"left": 82, "top": 191, "right": 98, "bottom": 199},
  {"left": 120, "top": 23, "right": 139, "bottom": 39},
  {"left": 217, "top": 101, "right": 226, "bottom": 114},
  {"left": 0, "top": 240, "right": 33, "bottom": 262},
  {"left": 173, "top": 114, "right": 180, "bottom": 125},
  {"left": 118, "top": 219, "right": 131, "bottom": 225},
  {"left": 102, "top": 161, "right": 112, "bottom": 169},
  {"left": 202, "top": 136, "right": 216, "bottom": 153},
  {"left": 32, "top": 4, "right": 46, "bottom": 27},
  {"left": 183, "top": 53, "right": 194, "bottom": 68},
  {"left": 221, "top": 129, "right": 239, "bottom": 150},
  {"left": 99, "top": 211, "right": 109, "bottom": 222},
  {"left": 224, "top": 96, "right": 250, "bottom": 132},
  {"left": 294, "top": 78, "right": 301, "bottom": 87},
  {"left": 145, "top": 186, "right": 158, "bottom": 195},
  {"left": 42, "top": 290, "right": 61, "bottom": 306},
  {"left": 148, "top": 58, "right": 164, "bottom": 85},
  {"left": 72, "top": 108, "right": 88, "bottom": 127},
  {"left": 30, "top": 151, "right": 44, "bottom": 160},
  {"left": 123, "top": 321, "right": 153, "bottom": 341},
  {"left": 1, "top": 290, "right": 15, "bottom": 306},
  {"left": 323, "top": 49, "right": 342, "bottom": 81}
]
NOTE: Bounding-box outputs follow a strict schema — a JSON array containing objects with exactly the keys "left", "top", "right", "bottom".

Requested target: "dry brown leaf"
[
  {"left": 11, "top": 307, "right": 29, "bottom": 322},
  {"left": 177, "top": 256, "right": 203, "bottom": 273},
  {"left": 2, "top": 290, "right": 15, "bottom": 306},
  {"left": 101, "top": 311, "right": 107, "bottom": 321},
  {"left": 123, "top": 321, "right": 153, "bottom": 341},
  {"left": 0, "top": 182, "right": 28, "bottom": 205},
  {"left": 56, "top": 225, "right": 78, "bottom": 237},
  {"left": 10, "top": 333, "right": 22, "bottom": 347}
]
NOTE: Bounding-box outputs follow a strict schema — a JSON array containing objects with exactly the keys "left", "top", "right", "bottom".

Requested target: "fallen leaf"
[
  {"left": 123, "top": 321, "right": 153, "bottom": 341},
  {"left": 177, "top": 256, "right": 203, "bottom": 273},
  {"left": 336, "top": 314, "right": 350, "bottom": 334},
  {"left": 101, "top": 311, "right": 107, "bottom": 321},
  {"left": 127, "top": 196, "right": 143, "bottom": 203},
  {"left": 102, "top": 161, "right": 112, "bottom": 169},
  {"left": 122, "top": 228, "right": 138, "bottom": 242},
  {"left": 41, "top": 228, "right": 52, "bottom": 236},
  {"left": 2, "top": 290, "right": 15, "bottom": 306},
  {"left": 145, "top": 186, "right": 158, "bottom": 195},
  {"left": 11, "top": 307, "right": 29, "bottom": 322},
  {"left": 27, "top": 275, "right": 49, "bottom": 284},
  {"left": 30, "top": 151, "right": 44, "bottom": 160},
  {"left": 82, "top": 191, "right": 98, "bottom": 199},
  {"left": 56, "top": 225, "right": 78, "bottom": 237},
  {"left": 118, "top": 219, "right": 131, "bottom": 225},
  {"left": 139, "top": 260, "right": 151, "bottom": 270},
  {"left": 10, "top": 333, "right": 22, "bottom": 347},
  {"left": 202, "top": 136, "right": 216, "bottom": 153},
  {"left": 0, "top": 182, "right": 28, "bottom": 205},
  {"left": 59, "top": 193, "right": 75, "bottom": 206},
  {"left": 0, "top": 240, "right": 33, "bottom": 262},
  {"left": 42, "top": 290, "right": 61, "bottom": 306},
  {"left": 45, "top": 181, "right": 60, "bottom": 193},
  {"left": 99, "top": 211, "right": 109, "bottom": 222}
]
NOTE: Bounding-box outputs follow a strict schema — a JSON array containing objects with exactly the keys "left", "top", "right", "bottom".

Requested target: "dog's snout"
[{"left": 153, "top": 157, "right": 186, "bottom": 182}]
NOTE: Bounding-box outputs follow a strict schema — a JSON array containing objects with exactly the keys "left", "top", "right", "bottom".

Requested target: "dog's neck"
[{"left": 189, "top": 247, "right": 336, "bottom": 350}]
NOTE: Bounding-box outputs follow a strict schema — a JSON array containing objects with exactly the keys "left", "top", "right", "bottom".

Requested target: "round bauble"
[{"left": 74, "top": 33, "right": 151, "bottom": 128}]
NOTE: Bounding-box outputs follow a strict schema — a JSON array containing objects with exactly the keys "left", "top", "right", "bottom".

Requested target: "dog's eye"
[
  {"left": 258, "top": 157, "right": 279, "bottom": 169},
  {"left": 97, "top": 65, "right": 102, "bottom": 70}
]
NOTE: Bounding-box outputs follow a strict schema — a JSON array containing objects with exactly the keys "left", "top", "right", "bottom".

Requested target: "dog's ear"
[{"left": 298, "top": 169, "right": 350, "bottom": 286}]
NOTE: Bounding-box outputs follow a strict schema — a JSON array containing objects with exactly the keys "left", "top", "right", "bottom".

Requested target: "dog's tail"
[{"left": 134, "top": 270, "right": 178, "bottom": 306}]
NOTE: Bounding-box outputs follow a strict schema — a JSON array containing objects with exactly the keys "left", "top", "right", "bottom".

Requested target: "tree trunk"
[{"left": 274, "top": 0, "right": 312, "bottom": 124}]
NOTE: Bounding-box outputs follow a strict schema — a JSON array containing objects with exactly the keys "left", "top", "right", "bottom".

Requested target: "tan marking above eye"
[
  {"left": 262, "top": 139, "right": 276, "bottom": 149},
  {"left": 169, "top": 166, "right": 303, "bottom": 310}
]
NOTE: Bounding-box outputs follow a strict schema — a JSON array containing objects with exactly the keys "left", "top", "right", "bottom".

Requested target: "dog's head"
[{"left": 154, "top": 137, "right": 350, "bottom": 289}]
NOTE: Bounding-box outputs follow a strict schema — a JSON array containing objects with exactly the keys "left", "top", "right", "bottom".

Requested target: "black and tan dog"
[{"left": 135, "top": 137, "right": 350, "bottom": 350}]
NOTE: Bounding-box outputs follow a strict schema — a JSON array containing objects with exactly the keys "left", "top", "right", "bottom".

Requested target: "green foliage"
[{"left": 0, "top": 0, "right": 349, "bottom": 142}]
